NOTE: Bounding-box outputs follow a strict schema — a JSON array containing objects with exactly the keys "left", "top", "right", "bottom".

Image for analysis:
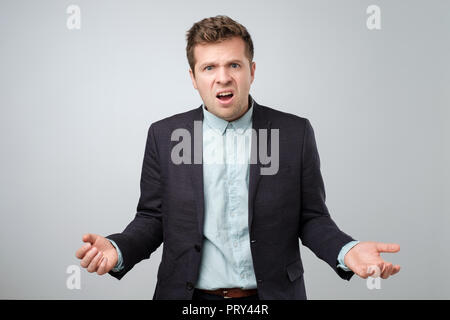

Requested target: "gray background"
[{"left": 0, "top": 0, "right": 449, "bottom": 299}]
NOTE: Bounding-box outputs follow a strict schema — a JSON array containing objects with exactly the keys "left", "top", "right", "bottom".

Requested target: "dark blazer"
[{"left": 106, "top": 97, "right": 355, "bottom": 299}]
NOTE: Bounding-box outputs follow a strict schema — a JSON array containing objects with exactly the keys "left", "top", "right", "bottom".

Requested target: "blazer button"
[
  {"left": 251, "top": 239, "right": 256, "bottom": 244},
  {"left": 194, "top": 244, "right": 201, "bottom": 252},
  {"left": 186, "top": 282, "right": 194, "bottom": 290}
]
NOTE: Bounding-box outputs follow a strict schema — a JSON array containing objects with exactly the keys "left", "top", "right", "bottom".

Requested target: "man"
[{"left": 75, "top": 15, "right": 400, "bottom": 300}]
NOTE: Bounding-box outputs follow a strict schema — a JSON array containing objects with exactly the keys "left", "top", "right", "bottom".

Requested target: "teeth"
[{"left": 218, "top": 92, "right": 233, "bottom": 97}]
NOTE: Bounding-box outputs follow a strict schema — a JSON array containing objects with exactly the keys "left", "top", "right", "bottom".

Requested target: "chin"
[{"left": 218, "top": 110, "right": 234, "bottom": 119}]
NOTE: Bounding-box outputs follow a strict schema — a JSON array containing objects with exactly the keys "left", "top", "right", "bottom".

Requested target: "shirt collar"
[{"left": 202, "top": 95, "right": 254, "bottom": 135}]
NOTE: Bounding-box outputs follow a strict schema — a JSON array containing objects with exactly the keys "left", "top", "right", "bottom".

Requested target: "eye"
[
  {"left": 204, "top": 66, "right": 213, "bottom": 71},
  {"left": 231, "top": 63, "right": 240, "bottom": 68}
]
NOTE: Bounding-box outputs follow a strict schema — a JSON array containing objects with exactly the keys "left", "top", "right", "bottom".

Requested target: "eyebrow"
[{"left": 199, "top": 59, "right": 245, "bottom": 69}]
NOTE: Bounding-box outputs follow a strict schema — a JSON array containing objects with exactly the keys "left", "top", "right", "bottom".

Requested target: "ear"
[
  {"left": 250, "top": 61, "right": 256, "bottom": 85},
  {"left": 189, "top": 68, "right": 198, "bottom": 90}
]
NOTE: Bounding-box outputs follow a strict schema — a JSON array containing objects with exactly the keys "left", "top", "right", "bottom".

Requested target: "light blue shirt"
[
  {"left": 109, "top": 98, "right": 359, "bottom": 277},
  {"left": 195, "top": 98, "right": 257, "bottom": 290}
]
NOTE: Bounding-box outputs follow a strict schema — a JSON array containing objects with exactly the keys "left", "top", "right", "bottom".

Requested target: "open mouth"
[{"left": 216, "top": 92, "right": 234, "bottom": 104}]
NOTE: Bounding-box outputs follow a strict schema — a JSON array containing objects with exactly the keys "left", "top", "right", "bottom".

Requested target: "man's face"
[{"left": 189, "top": 36, "right": 256, "bottom": 122}]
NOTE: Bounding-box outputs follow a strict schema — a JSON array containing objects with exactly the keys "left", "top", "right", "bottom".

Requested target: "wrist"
[
  {"left": 337, "top": 240, "right": 360, "bottom": 271},
  {"left": 344, "top": 241, "right": 360, "bottom": 267}
]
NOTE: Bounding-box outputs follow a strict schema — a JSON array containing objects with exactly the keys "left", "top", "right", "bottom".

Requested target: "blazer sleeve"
[
  {"left": 298, "top": 118, "right": 356, "bottom": 281},
  {"left": 106, "top": 123, "right": 164, "bottom": 280}
]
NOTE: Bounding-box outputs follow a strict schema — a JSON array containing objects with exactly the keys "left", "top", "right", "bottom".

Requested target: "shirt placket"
[{"left": 225, "top": 123, "right": 249, "bottom": 283}]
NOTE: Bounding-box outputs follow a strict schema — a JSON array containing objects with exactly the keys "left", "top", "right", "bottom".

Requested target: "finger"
[
  {"left": 97, "top": 257, "right": 108, "bottom": 275},
  {"left": 365, "top": 268, "right": 375, "bottom": 278},
  {"left": 363, "top": 270, "right": 374, "bottom": 279},
  {"left": 366, "top": 264, "right": 382, "bottom": 278},
  {"left": 381, "top": 263, "right": 393, "bottom": 279},
  {"left": 83, "top": 233, "right": 97, "bottom": 244},
  {"left": 364, "top": 266, "right": 374, "bottom": 278},
  {"left": 391, "top": 265, "right": 401, "bottom": 276},
  {"left": 87, "top": 251, "right": 103, "bottom": 273},
  {"left": 80, "top": 247, "right": 98, "bottom": 268},
  {"left": 75, "top": 242, "right": 91, "bottom": 259},
  {"left": 376, "top": 242, "right": 400, "bottom": 253}
]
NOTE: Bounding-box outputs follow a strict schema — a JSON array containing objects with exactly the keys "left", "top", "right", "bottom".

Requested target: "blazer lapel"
[
  {"left": 185, "top": 106, "right": 205, "bottom": 236},
  {"left": 248, "top": 101, "right": 271, "bottom": 235}
]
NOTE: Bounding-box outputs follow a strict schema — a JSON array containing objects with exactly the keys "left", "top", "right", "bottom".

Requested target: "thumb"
[
  {"left": 82, "top": 233, "right": 98, "bottom": 244},
  {"left": 376, "top": 242, "right": 400, "bottom": 253}
]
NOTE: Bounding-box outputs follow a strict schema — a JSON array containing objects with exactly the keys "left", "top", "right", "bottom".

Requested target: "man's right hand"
[{"left": 75, "top": 233, "right": 119, "bottom": 275}]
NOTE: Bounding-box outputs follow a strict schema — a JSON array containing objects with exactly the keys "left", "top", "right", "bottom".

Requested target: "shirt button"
[{"left": 233, "top": 241, "right": 238, "bottom": 247}]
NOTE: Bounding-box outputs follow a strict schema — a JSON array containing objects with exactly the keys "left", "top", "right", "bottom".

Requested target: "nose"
[{"left": 216, "top": 66, "right": 232, "bottom": 85}]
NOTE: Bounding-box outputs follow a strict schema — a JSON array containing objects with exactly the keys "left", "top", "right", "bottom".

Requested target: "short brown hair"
[{"left": 186, "top": 15, "right": 254, "bottom": 76}]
